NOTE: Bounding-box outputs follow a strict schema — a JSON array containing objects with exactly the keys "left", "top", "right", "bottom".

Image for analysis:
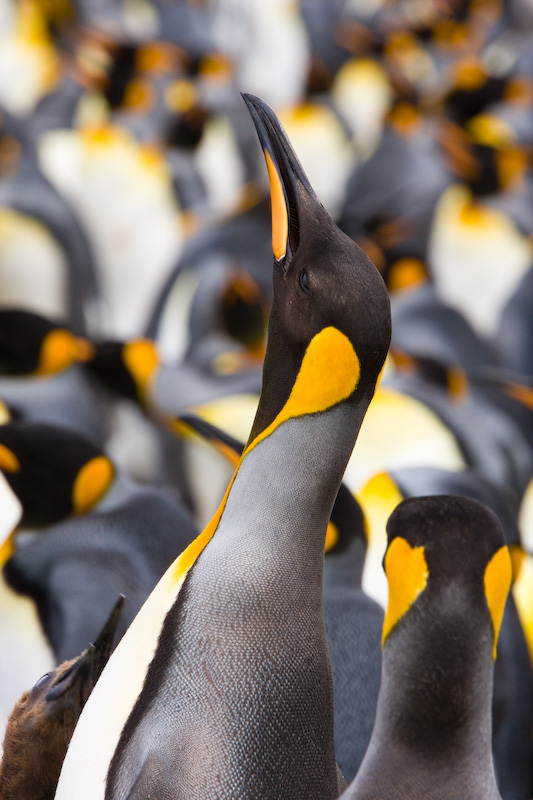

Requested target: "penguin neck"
[
  {"left": 217, "top": 399, "right": 366, "bottom": 574},
  {"left": 362, "top": 610, "right": 498, "bottom": 790}
]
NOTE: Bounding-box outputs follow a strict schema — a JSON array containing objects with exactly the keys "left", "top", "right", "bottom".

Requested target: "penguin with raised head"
[
  {"left": 340, "top": 494, "right": 511, "bottom": 800},
  {"left": 55, "top": 92, "right": 391, "bottom": 800},
  {"left": 0, "top": 596, "right": 124, "bottom": 800}
]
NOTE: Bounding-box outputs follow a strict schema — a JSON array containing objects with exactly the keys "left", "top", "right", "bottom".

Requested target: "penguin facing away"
[
  {"left": 55, "top": 93, "right": 391, "bottom": 799},
  {"left": 340, "top": 495, "right": 511, "bottom": 800},
  {"left": 0, "top": 595, "right": 124, "bottom": 800}
]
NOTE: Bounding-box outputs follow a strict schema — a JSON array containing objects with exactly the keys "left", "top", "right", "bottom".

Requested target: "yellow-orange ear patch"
[
  {"left": 382, "top": 536, "right": 428, "bottom": 645},
  {"left": 123, "top": 340, "right": 160, "bottom": 405},
  {"left": 72, "top": 455, "right": 114, "bottom": 514},
  {"left": 36, "top": 329, "right": 80, "bottom": 375},
  {"left": 265, "top": 150, "right": 288, "bottom": 261},
  {"left": 484, "top": 546, "right": 512, "bottom": 659},
  {"left": 0, "top": 444, "right": 20, "bottom": 473}
]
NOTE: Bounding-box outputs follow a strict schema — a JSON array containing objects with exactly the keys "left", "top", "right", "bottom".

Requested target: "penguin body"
[
  {"left": 4, "top": 475, "right": 199, "bottom": 663},
  {"left": 55, "top": 93, "right": 391, "bottom": 799},
  {"left": 0, "top": 113, "right": 100, "bottom": 336},
  {"left": 341, "top": 495, "right": 511, "bottom": 799}
]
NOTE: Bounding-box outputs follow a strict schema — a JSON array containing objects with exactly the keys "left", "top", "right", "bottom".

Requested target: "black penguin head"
[
  {"left": 0, "top": 309, "right": 93, "bottom": 376},
  {"left": 83, "top": 338, "right": 160, "bottom": 407},
  {"left": 0, "top": 596, "right": 124, "bottom": 799},
  {"left": 242, "top": 93, "right": 391, "bottom": 440},
  {"left": 0, "top": 421, "right": 115, "bottom": 526},
  {"left": 382, "top": 495, "right": 511, "bottom": 660}
]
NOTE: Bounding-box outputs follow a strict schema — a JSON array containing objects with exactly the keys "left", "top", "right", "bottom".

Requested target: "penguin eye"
[
  {"left": 299, "top": 269, "right": 310, "bottom": 295},
  {"left": 33, "top": 673, "right": 51, "bottom": 689}
]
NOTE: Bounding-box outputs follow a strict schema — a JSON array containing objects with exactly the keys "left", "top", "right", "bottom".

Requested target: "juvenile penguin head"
[
  {"left": 0, "top": 309, "right": 93, "bottom": 376},
  {"left": 0, "top": 596, "right": 124, "bottom": 800},
  {"left": 0, "top": 421, "right": 114, "bottom": 526},
  {"left": 242, "top": 94, "right": 391, "bottom": 441}
]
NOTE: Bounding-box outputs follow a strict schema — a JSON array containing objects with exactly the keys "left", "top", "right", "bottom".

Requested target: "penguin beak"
[
  {"left": 46, "top": 646, "right": 96, "bottom": 705},
  {"left": 242, "top": 93, "right": 317, "bottom": 272},
  {"left": 46, "top": 595, "right": 124, "bottom": 705},
  {"left": 91, "top": 594, "right": 125, "bottom": 679}
]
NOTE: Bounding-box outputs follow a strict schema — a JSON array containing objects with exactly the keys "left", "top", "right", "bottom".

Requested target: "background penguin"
[
  {"left": 0, "top": 594, "right": 124, "bottom": 800},
  {"left": 322, "top": 482, "right": 383, "bottom": 784},
  {"left": 340, "top": 494, "right": 511, "bottom": 800},
  {"left": 0, "top": 420, "right": 115, "bottom": 528},
  {"left": 0, "top": 308, "right": 106, "bottom": 443},
  {"left": 0, "top": 107, "right": 100, "bottom": 337},
  {"left": 54, "top": 91, "right": 391, "bottom": 800},
  {"left": 0, "top": 419, "right": 199, "bottom": 658},
  {"left": 0, "top": 419, "right": 199, "bottom": 741},
  {"left": 359, "top": 464, "right": 533, "bottom": 800}
]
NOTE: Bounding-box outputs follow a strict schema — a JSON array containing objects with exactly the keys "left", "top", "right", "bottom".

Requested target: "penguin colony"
[{"left": 0, "top": 1, "right": 532, "bottom": 799}]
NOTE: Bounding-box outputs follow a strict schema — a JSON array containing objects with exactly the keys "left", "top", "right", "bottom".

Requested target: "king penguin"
[
  {"left": 54, "top": 92, "right": 391, "bottom": 800},
  {"left": 340, "top": 495, "right": 512, "bottom": 800}
]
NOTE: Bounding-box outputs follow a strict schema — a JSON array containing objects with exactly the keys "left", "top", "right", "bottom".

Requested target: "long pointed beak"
[
  {"left": 242, "top": 93, "right": 317, "bottom": 270},
  {"left": 45, "top": 595, "right": 125, "bottom": 704},
  {"left": 91, "top": 594, "right": 125, "bottom": 677}
]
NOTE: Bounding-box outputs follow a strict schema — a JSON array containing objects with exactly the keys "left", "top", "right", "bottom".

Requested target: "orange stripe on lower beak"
[{"left": 265, "top": 150, "right": 288, "bottom": 261}]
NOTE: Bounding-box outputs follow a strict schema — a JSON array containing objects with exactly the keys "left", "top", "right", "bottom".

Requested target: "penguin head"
[
  {"left": 83, "top": 338, "right": 160, "bottom": 407},
  {"left": 0, "top": 595, "right": 124, "bottom": 799},
  {"left": 242, "top": 93, "right": 391, "bottom": 442},
  {"left": 0, "top": 309, "right": 94, "bottom": 376},
  {"left": 382, "top": 495, "right": 512, "bottom": 661},
  {"left": 0, "top": 421, "right": 115, "bottom": 527}
]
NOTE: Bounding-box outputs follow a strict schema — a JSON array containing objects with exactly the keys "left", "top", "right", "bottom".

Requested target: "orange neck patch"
[{"left": 170, "top": 326, "right": 359, "bottom": 587}]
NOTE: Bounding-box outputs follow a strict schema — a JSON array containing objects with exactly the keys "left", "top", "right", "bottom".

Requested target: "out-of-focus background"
[{"left": 1, "top": 0, "right": 533, "bottom": 790}]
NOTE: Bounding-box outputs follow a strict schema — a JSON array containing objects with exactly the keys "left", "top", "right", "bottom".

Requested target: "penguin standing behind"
[
  {"left": 340, "top": 495, "right": 511, "bottom": 800},
  {"left": 54, "top": 93, "right": 391, "bottom": 799},
  {"left": 0, "top": 595, "right": 124, "bottom": 800},
  {"left": 322, "top": 482, "right": 383, "bottom": 783},
  {"left": 0, "top": 308, "right": 106, "bottom": 442},
  {"left": 0, "top": 420, "right": 199, "bottom": 663}
]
